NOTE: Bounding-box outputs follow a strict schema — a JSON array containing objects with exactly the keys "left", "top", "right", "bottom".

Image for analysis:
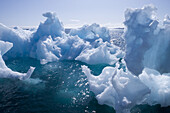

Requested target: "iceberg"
[
  {"left": 31, "top": 12, "right": 64, "bottom": 42},
  {"left": 82, "top": 64, "right": 170, "bottom": 112},
  {"left": 124, "top": 5, "right": 170, "bottom": 75},
  {"left": 1, "top": 5, "right": 168, "bottom": 70},
  {"left": 0, "top": 12, "right": 123, "bottom": 65},
  {"left": 30, "top": 12, "right": 123, "bottom": 64},
  {"left": 0, "top": 23, "right": 32, "bottom": 59},
  {"left": 76, "top": 39, "right": 124, "bottom": 65},
  {"left": 0, "top": 5, "right": 169, "bottom": 112},
  {"left": 0, "top": 40, "right": 35, "bottom": 80},
  {"left": 82, "top": 65, "right": 150, "bottom": 113},
  {"left": 82, "top": 5, "right": 170, "bottom": 113},
  {"left": 36, "top": 34, "right": 88, "bottom": 64},
  {"left": 139, "top": 68, "right": 170, "bottom": 107},
  {"left": 69, "top": 23, "right": 110, "bottom": 42}
]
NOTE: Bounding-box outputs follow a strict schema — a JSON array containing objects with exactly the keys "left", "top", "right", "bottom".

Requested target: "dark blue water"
[{"left": 0, "top": 58, "right": 169, "bottom": 113}]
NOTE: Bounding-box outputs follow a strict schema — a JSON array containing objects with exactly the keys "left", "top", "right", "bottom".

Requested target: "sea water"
[{"left": 0, "top": 58, "right": 169, "bottom": 113}]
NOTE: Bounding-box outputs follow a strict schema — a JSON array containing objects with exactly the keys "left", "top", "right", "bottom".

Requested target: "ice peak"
[
  {"left": 43, "top": 12, "right": 56, "bottom": 19},
  {"left": 33, "top": 12, "right": 64, "bottom": 41}
]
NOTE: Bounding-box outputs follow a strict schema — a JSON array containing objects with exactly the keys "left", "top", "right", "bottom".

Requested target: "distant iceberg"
[{"left": 69, "top": 23, "right": 111, "bottom": 42}]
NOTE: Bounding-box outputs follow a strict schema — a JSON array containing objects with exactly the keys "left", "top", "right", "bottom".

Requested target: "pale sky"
[{"left": 0, "top": 0, "right": 170, "bottom": 28}]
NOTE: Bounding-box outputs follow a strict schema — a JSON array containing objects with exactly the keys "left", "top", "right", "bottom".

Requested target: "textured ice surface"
[
  {"left": 82, "top": 5, "right": 170, "bottom": 113},
  {"left": 82, "top": 65, "right": 170, "bottom": 112},
  {"left": 31, "top": 12, "right": 64, "bottom": 43},
  {"left": 34, "top": 15, "right": 123, "bottom": 64},
  {"left": 0, "top": 41, "right": 35, "bottom": 80},
  {"left": 76, "top": 39, "right": 124, "bottom": 65},
  {"left": 0, "top": 12, "right": 123, "bottom": 65},
  {"left": 124, "top": 5, "right": 170, "bottom": 75},
  {"left": 139, "top": 68, "right": 170, "bottom": 107},
  {"left": 0, "top": 4, "right": 170, "bottom": 112},
  {"left": 36, "top": 34, "right": 88, "bottom": 64},
  {"left": 0, "top": 23, "right": 32, "bottom": 59},
  {"left": 82, "top": 65, "right": 150, "bottom": 113},
  {"left": 69, "top": 23, "right": 110, "bottom": 42},
  {"left": 110, "top": 28, "right": 125, "bottom": 50}
]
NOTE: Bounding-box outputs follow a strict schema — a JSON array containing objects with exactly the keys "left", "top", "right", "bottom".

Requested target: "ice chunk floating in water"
[
  {"left": 0, "top": 3, "right": 169, "bottom": 113},
  {"left": 76, "top": 39, "right": 124, "bottom": 65},
  {"left": 0, "top": 11, "right": 123, "bottom": 65},
  {"left": 82, "top": 64, "right": 170, "bottom": 113},
  {"left": 82, "top": 5, "right": 170, "bottom": 113},
  {"left": 33, "top": 13, "right": 123, "bottom": 64},
  {"left": 139, "top": 68, "right": 170, "bottom": 107},
  {"left": 82, "top": 65, "right": 150, "bottom": 113},
  {"left": 0, "top": 41, "right": 35, "bottom": 80}
]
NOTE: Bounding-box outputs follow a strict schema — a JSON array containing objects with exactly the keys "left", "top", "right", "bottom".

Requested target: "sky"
[{"left": 0, "top": 0, "right": 170, "bottom": 28}]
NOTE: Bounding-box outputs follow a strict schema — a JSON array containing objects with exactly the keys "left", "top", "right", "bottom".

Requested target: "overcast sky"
[{"left": 0, "top": 0, "right": 170, "bottom": 28}]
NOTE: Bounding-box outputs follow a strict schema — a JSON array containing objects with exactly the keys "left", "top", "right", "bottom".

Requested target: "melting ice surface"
[{"left": 0, "top": 4, "right": 170, "bottom": 113}]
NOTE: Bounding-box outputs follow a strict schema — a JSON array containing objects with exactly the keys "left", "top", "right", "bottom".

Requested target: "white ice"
[
  {"left": 0, "top": 4, "right": 170, "bottom": 112},
  {"left": 0, "top": 23, "right": 32, "bottom": 59},
  {"left": 82, "top": 64, "right": 150, "bottom": 113},
  {"left": 82, "top": 4, "right": 170, "bottom": 113},
  {"left": 30, "top": 12, "right": 123, "bottom": 64},
  {"left": 76, "top": 39, "right": 124, "bottom": 65},
  {"left": 0, "top": 40, "right": 35, "bottom": 80},
  {"left": 139, "top": 68, "right": 170, "bottom": 107},
  {"left": 69, "top": 23, "right": 110, "bottom": 42},
  {"left": 0, "top": 12, "right": 123, "bottom": 65}
]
